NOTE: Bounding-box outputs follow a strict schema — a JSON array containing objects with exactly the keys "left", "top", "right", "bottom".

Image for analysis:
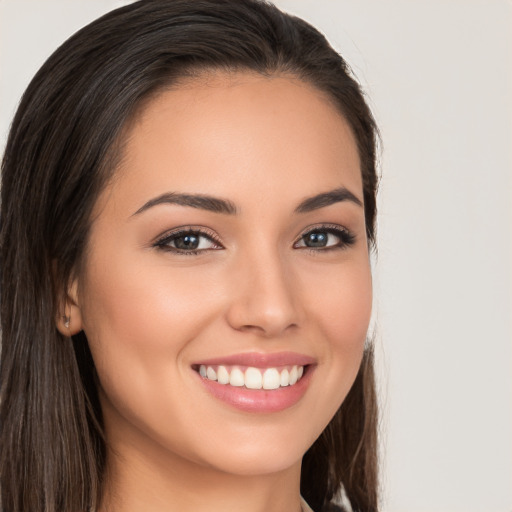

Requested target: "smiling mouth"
[{"left": 193, "top": 364, "right": 307, "bottom": 390}]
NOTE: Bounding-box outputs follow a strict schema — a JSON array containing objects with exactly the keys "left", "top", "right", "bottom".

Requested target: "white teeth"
[
  {"left": 289, "top": 365, "right": 298, "bottom": 386},
  {"left": 262, "top": 368, "right": 280, "bottom": 390},
  {"left": 217, "top": 365, "right": 230, "bottom": 384},
  {"left": 229, "top": 368, "right": 245, "bottom": 387},
  {"left": 245, "top": 367, "right": 263, "bottom": 389},
  {"left": 198, "top": 364, "right": 306, "bottom": 389}
]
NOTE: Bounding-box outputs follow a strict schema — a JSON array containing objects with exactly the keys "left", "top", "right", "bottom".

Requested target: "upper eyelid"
[
  {"left": 294, "top": 223, "right": 350, "bottom": 240},
  {"left": 153, "top": 226, "right": 222, "bottom": 247},
  {"left": 154, "top": 223, "right": 351, "bottom": 247}
]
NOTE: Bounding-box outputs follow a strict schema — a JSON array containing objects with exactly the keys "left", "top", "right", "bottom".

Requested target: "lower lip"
[{"left": 195, "top": 366, "right": 315, "bottom": 413}]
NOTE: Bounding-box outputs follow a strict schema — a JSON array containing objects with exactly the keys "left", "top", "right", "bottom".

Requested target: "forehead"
[{"left": 104, "top": 71, "right": 362, "bottom": 213}]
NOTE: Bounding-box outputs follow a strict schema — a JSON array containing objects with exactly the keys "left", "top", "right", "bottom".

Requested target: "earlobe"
[
  {"left": 55, "top": 278, "right": 83, "bottom": 336},
  {"left": 56, "top": 309, "right": 83, "bottom": 336}
]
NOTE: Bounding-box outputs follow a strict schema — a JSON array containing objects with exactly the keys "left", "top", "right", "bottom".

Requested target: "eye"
[
  {"left": 294, "top": 224, "right": 355, "bottom": 251},
  {"left": 154, "top": 227, "right": 223, "bottom": 254}
]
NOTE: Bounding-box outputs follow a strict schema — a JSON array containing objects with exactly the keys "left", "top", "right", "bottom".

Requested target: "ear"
[{"left": 56, "top": 277, "right": 83, "bottom": 336}]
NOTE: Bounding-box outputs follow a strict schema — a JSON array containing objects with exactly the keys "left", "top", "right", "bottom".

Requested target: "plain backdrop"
[{"left": 1, "top": 1, "right": 511, "bottom": 512}]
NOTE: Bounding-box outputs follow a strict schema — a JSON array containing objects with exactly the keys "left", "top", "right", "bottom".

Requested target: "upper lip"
[{"left": 193, "top": 351, "right": 316, "bottom": 368}]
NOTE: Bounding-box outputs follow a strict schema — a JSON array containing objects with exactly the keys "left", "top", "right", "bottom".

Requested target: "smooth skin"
[{"left": 59, "top": 72, "right": 372, "bottom": 512}]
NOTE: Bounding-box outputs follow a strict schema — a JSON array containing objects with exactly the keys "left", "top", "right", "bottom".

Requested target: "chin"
[
  {"left": 190, "top": 427, "right": 314, "bottom": 477},
  {"left": 202, "top": 447, "right": 304, "bottom": 477}
]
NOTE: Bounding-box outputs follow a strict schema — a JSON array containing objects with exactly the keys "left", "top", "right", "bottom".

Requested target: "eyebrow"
[
  {"left": 133, "top": 192, "right": 238, "bottom": 216},
  {"left": 132, "top": 186, "right": 362, "bottom": 217},
  {"left": 294, "top": 187, "right": 363, "bottom": 213}
]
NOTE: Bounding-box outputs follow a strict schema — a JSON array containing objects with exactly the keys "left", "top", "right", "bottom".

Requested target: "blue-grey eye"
[
  {"left": 155, "top": 229, "right": 221, "bottom": 252},
  {"left": 295, "top": 226, "right": 355, "bottom": 250},
  {"left": 303, "top": 231, "right": 329, "bottom": 247},
  {"left": 173, "top": 233, "right": 200, "bottom": 250}
]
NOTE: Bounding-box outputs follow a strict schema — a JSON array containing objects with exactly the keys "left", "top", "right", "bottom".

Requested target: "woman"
[{"left": 0, "top": 1, "right": 379, "bottom": 511}]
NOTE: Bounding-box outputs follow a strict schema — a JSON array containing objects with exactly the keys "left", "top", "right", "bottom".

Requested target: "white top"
[{"left": 300, "top": 496, "right": 315, "bottom": 512}]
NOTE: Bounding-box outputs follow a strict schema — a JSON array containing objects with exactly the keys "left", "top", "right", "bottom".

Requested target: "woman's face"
[{"left": 72, "top": 72, "right": 372, "bottom": 476}]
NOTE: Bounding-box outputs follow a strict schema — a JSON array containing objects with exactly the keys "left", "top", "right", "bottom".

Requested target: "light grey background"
[{"left": 1, "top": 1, "right": 511, "bottom": 511}]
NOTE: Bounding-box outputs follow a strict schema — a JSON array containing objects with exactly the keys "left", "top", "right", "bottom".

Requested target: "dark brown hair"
[{"left": 0, "top": 1, "right": 379, "bottom": 511}]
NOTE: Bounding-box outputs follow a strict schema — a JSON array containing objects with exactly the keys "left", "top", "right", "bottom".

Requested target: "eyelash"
[
  {"left": 153, "top": 226, "right": 223, "bottom": 255},
  {"left": 294, "top": 224, "right": 356, "bottom": 253},
  {"left": 153, "top": 224, "right": 356, "bottom": 255}
]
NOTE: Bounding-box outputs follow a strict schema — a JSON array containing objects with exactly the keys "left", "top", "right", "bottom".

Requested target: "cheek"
[
  {"left": 310, "top": 258, "right": 372, "bottom": 352},
  {"left": 80, "top": 251, "right": 220, "bottom": 352},
  {"left": 77, "top": 253, "right": 225, "bottom": 442},
  {"left": 77, "top": 246, "right": 226, "bottom": 413},
  {"left": 302, "top": 256, "right": 372, "bottom": 416}
]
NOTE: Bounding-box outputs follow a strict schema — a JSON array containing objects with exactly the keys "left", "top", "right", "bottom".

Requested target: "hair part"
[{"left": 0, "top": 1, "right": 380, "bottom": 511}]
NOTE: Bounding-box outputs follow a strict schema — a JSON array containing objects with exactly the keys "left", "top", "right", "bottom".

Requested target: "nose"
[{"left": 225, "top": 248, "right": 301, "bottom": 338}]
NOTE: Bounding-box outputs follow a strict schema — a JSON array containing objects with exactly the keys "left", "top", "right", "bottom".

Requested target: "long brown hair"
[{"left": 0, "top": 1, "right": 379, "bottom": 511}]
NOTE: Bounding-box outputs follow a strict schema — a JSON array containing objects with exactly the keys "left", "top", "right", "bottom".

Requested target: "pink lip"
[
  {"left": 192, "top": 352, "right": 316, "bottom": 413},
  {"left": 193, "top": 351, "right": 316, "bottom": 368}
]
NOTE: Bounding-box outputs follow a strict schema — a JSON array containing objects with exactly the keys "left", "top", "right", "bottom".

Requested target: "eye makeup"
[
  {"left": 293, "top": 223, "right": 356, "bottom": 252},
  {"left": 153, "top": 225, "right": 223, "bottom": 255},
  {"left": 152, "top": 222, "right": 356, "bottom": 256}
]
